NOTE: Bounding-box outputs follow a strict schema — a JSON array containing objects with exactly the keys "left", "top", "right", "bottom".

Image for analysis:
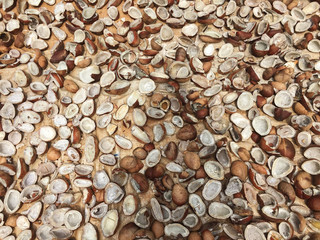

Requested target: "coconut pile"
[{"left": 1, "top": 0, "right": 320, "bottom": 239}]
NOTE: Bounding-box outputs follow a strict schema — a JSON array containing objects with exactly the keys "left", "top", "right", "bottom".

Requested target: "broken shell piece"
[
  {"left": 202, "top": 180, "right": 222, "bottom": 201},
  {"left": 301, "top": 160, "right": 320, "bottom": 175},
  {"left": 4, "top": 189, "right": 20, "bottom": 214},
  {"left": 101, "top": 210, "right": 118, "bottom": 237},
  {"left": 307, "top": 39, "right": 320, "bottom": 53},
  {"left": 219, "top": 58, "right": 238, "bottom": 74},
  {"left": 168, "top": 61, "right": 192, "bottom": 82},
  {"left": 39, "top": 126, "right": 56, "bottom": 142},
  {"left": 218, "top": 43, "right": 234, "bottom": 58},
  {"left": 164, "top": 224, "right": 189, "bottom": 238},
  {"left": 204, "top": 161, "right": 224, "bottom": 180},
  {"left": 64, "top": 210, "right": 82, "bottom": 231},
  {"left": 160, "top": 24, "right": 174, "bottom": 41},
  {"left": 271, "top": 157, "right": 293, "bottom": 178},
  {"left": 274, "top": 90, "right": 293, "bottom": 108},
  {"left": 237, "top": 92, "right": 254, "bottom": 111},
  {"left": 208, "top": 202, "right": 233, "bottom": 219},
  {"left": 99, "top": 137, "right": 115, "bottom": 154},
  {"left": 139, "top": 78, "right": 156, "bottom": 94},
  {"left": 252, "top": 116, "right": 272, "bottom": 136},
  {"left": 244, "top": 225, "right": 266, "bottom": 240},
  {"left": 0, "top": 140, "right": 16, "bottom": 157}
]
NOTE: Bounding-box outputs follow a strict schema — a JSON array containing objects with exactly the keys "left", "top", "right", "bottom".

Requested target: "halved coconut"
[
  {"left": 202, "top": 180, "right": 222, "bottom": 200},
  {"left": 251, "top": 40, "right": 269, "bottom": 57},
  {"left": 258, "top": 193, "right": 278, "bottom": 208},
  {"left": 75, "top": 165, "right": 93, "bottom": 176},
  {"left": 171, "top": 205, "right": 188, "bottom": 222},
  {"left": 91, "top": 203, "right": 108, "bottom": 219},
  {"left": 296, "top": 131, "right": 311, "bottom": 148},
  {"left": 73, "top": 177, "right": 92, "bottom": 188},
  {"left": 79, "top": 117, "right": 96, "bottom": 134},
  {"left": 100, "top": 71, "right": 116, "bottom": 87},
  {"left": 291, "top": 7, "right": 306, "bottom": 21},
  {"left": 223, "top": 92, "right": 238, "bottom": 104},
  {"left": 188, "top": 179, "right": 205, "bottom": 193},
  {"left": 50, "top": 227, "right": 72, "bottom": 239},
  {"left": 230, "top": 113, "right": 250, "bottom": 128},
  {"left": 251, "top": 147, "right": 267, "bottom": 164},
  {"left": 123, "top": 194, "right": 138, "bottom": 216},
  {"left": 146, "top": 149, "right": 161, "bottom": 167},
  {"left": 183, "top": 213, "right": 198, "bottom": 228},
  {"left": 278, "top": 221, "right": 294, "bottom": 239},
  {"left": 204, "top": 161, "right": 224, "bottom": 180},
  {"left": 216, "top": 147, "right": 231, "bottom": 167},
  {"left": 0, "top": 226, "right": 12, "bottom": 239},
  {"left": 64, "top": 210, "right": 82, "bottom": 230},
  {"left": 131, "top": 125, "right": 151, "bottom": 143},
  {"left": 84, "top": 136, "right": 98, "bottom": 163},
  {"left": 218, "top": 43, "right": 234, "bottom": 58},
  {"left": 308, "top": 39, "right": 320, "bottom": 53},
  {"left": 4, "top": 189, "right": 20, "bottom": 214},
  {"left": 81, "top": 223, "right": 97, "bottom": 240},
  {"left": 150, "top": 197, "right": 163, "bottom": 222},
  {"left": 261, "top": 206, "right": 290, "bottom": 223},
  {"left": 36, "top": 224, "right": 53, "bottom": 240},
  {"left": 237, "top": 92, "right": 254, "bottom": 111},
  {"left": 274, "top": 90, "right": 293, "bottom": 108},
  {"left": 36, "top": 162, "right": 56, "bottom": 176},
  {"left": 218, "top": 58, "right": 237, "bottom": 74},
  {"left": 271, "top": 157, "right": 293, "bottom": 178},
  {"left": 199, "top": 27, "right": 222, "bottom": 43},
  {"left": 104, "top": 183, "right": 124, "bottom": 204},
  {"left": 131, "top": 105, "right": 147, "bottom": 124},
  {"left": 27, "top": 201, "right": 42, "bottom": 222},
  {"left": 288, "top": 211, "right": 306, "bottom": 234},
  {"left": 303, "top": 1, "right": 320, "bottom": 14},
  {"left": 191, "top": 75, "right": 210, "bottom": 88},
  {"left": 153, "top": 124, "right": 165, "bottom": 142},
  {"left": 225, "top": 176, "right": 243, "bottom": 196},
  {"left": 17, "top": 215, "right": 30, "bottom": 230},
  {"left": 181, "top": 24, "right": 198, "bottom": 37},
  {"left": 146, "top": 107, "right": 165, "bottom": 119},
  {"left": 277, "top": 125, "right": 296, "bottom": 138},
  {"left": 36, "top": 24, "right": 50, "bottom": 39},
  {"left": 114, "top": 135, "right": 132, "bottom": 150},
  {"left": 99, "top": 137, "right": 115, "bottom": 154},
  {"left": 260, "top": 55, "right": 281, "bottom": 68},
  {"left": 168, "top": 61, "right": 192, "bottom": 82},
  {"left": 160, "top": 24, "right": 174, "bottom": 41},
  {"left": 49, "top": 179, "right": 69, "bottom": 194},
  {"left": 301, "top": 160, "right": 320, "bottom": 175},
  {"left": 164, "top": 224, "right": 189, "bottom": 238},
  {"left": 208, "top": 202, "right": 233, "bottom": 219},
  {"left": 252, "top": 116, "right": 272, "bottom": 136},
  {"left": 0, "top": 140, "right": 16, "bottom": 157},
  {"left": 199, "top": 129, "right": 215, "bottom": 146},
  {"left": 134, "top": 207, "right": 150, "bottom": 228},
  {"left": 79, "top": 66, "right": 101, "bottom": 83},
  {"left": 39, "top": 126, "right": 56, "bottom": 142},
  {"left": 304, "top": 147, "right": 320, "bottom": 160},
  {"left": 139, "top": 78, "right": 156, "bottom": 94},
  {"left": 93, "top": 170, "right": 109, "bottom": 189},
  {"left": 244, "top": 225, "right": 266, "bottom": 240},
  {"left": 188, "top": 194, "right": 206, "bottom": 217},
  {"left": 113, "top": 104, "right": 129, "bottom": 121},
  {"left": 20, "top": 185, "right": 43, "bottom": 203}
]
